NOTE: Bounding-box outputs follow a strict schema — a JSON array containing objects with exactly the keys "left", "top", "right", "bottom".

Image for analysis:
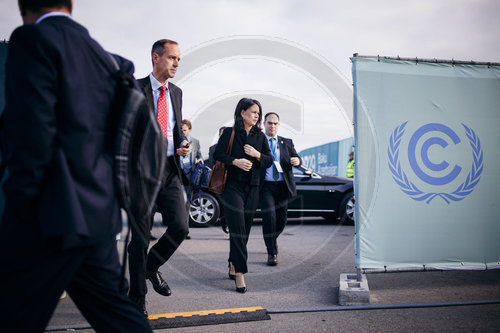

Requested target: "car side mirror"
[{"left": 303, "top": 168, "right": 313, "bottom": 178}]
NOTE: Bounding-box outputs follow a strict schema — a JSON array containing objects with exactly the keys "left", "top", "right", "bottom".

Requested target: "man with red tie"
[{"left": 128, "top": 39, "right": 191, "bottom": 315}]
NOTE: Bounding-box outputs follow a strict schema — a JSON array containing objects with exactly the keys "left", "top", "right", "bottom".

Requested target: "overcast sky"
[{"left": 1, "top": 0, "right": 499, "bottom": 155}]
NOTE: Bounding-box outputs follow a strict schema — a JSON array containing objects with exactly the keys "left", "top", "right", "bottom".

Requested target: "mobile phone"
[{"left": 183, "top": 142, "right": 190, "bottom": 148}]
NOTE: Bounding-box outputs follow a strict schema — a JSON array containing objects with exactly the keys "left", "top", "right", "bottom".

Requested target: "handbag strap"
[{"left": 226, "top": 127, "right": 235, "bottom": 155}]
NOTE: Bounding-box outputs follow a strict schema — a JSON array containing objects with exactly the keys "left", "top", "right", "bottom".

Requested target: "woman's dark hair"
[
  {"left": 19, "top": 0, "right": 71, "bottom": 13},
  {"left": 233, "top": 98, "right": 262, "bottom": 131}
]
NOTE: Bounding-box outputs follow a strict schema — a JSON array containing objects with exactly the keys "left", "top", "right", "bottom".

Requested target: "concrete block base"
[{"left": 339, "top": 273, "right": 370, "bottom": 305}]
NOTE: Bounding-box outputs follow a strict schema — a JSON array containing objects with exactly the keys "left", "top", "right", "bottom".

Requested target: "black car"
[{"left": 188, "top": 165, "right": 354, "bottom": 227}]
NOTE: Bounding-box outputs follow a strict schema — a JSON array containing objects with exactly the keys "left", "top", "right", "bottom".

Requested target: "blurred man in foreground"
[{"left": 0, "top": 0, "right": 152, "bottom": 331}]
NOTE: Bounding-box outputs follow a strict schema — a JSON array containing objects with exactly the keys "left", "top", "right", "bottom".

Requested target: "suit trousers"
[
  {"left": 127, "top": 203, "right": 152, "bottom": 299},
  {"left": 0, "top": 215, "right": 152, "bottom": 333},
  {"left": 146, "top": 158, "right": 189, "bottom": 272},
  {"left": 128, "top": 157, "right": 188, "bottom": 299},
  {"left": 260, "top": 181, "right": 289, "bottom": 255},
  {"left": 223, "top": 180, "right": 259, "bottom": 274}
]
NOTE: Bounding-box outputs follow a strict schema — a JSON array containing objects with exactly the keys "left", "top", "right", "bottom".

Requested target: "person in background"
[
  {"left": 259, "top": 112, "right": 301, "bottom": 266},
  {"left": 346, "top": 151, "right": 354, "bottom": 178},
  {"left": 180, "top": 119, "right": 203, "bottom": 179},
  {"left": 128, "top": 39, "right": 190, "bottom": 315},
  {"left": 214, "top": 98, "right": 273, "bottom": 293},
  {"left": 0, "top": 0, "right": 151, "bottom": 331}
]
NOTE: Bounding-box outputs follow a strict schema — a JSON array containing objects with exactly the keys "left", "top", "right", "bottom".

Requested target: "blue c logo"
[
  {"left": 388, "top": 122, "right": 483, "bottom": 204},
  {"left": 408, "top": 123, "right": 462, "bottom": 186}
]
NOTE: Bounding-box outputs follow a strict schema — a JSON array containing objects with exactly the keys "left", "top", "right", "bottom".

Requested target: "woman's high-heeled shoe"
[
  {"left": 235, "top": 273, "right": 247, "bottom": 293},
  {"left": 228, "top": 262, "right": 235, "bottom": 280}
]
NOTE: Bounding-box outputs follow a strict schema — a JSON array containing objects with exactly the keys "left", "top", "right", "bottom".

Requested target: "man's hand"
[
  {"left": 176, "top": 140, "right": 192, "bottom": 157},
  {"left": 232, "top": 158, "right": 253, "bottom": 172},
  {"left": 290, "top": 157, "right": 300, "bottom": 167}
]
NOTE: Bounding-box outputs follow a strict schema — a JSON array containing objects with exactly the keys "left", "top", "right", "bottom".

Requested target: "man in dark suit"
[
  {"left": 128, "top": 39, "right": 190, "bottom": 313},
  {"left": 259, "top": 112, "right": 301, "bottom": 266},
  {"left": 0, "top": 1, "right": 152, "bottom": 331}
]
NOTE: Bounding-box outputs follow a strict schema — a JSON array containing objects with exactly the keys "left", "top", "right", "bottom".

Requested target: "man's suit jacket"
[
  {"left": 137, "top": 77, "right": 189, "bottom": 185},
  {"left": 187, "top": 137, "right": 202, "bottom": 171},
  {"left": 1, "top": 16, "right": 129, "bottom": 246},
  {"left": 260, "top": 136, "right": 301, "bottom": 197}
]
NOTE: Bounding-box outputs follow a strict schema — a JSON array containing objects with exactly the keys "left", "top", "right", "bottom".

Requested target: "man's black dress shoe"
[
  {"left": 149, "top": 234, "right": 158, "bottom": 241},
  {"left": 185, "top": 234, "right": 191, "bottom": 240},
  {"left": 129, "top": 296, "right": 148, "bottom": 318},
  {"left": 146, "top": 270, "right": 171, "bottom": 296},
  {"left": 267, "top": 254, "right": 278, "bottom": 266}
]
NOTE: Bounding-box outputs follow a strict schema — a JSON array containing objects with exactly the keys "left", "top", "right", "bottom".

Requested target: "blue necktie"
[{"left": 270, "top": 138, "right": 279, "bottom": 180}]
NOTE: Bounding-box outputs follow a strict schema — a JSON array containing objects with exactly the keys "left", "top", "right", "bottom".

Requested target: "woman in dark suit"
[{"left": 214, "top": 98, "right": 273, "bottom": 293}]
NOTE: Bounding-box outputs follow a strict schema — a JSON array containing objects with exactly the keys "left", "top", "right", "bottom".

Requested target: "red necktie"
[{"left": 157, "top": 85, "right": 168, "bottom": 138}]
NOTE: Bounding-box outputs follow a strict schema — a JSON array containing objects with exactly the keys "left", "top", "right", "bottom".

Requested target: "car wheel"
[
  {"left": 188, "top": 191, "right": 220, "bottom": 227},
  {"left": 338, "top": 192, "right": 355, "bottom": 225}
]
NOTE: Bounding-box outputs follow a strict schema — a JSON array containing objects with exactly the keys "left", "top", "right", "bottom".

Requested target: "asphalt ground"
[{"left": 46, "top": 218, "right": 500, "bottom": 332}]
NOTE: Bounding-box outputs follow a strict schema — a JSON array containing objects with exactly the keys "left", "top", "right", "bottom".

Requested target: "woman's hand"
[
  {"left": 244, "top": 144, "right": 261, "bottom": 160},
  {"left": 232, "top": 158, "right": 253, "bottom": 172}
]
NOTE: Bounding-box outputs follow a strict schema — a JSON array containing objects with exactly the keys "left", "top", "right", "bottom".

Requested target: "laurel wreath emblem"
[{"left": 388, "top": 122, "right": 483, "bottom": 204}]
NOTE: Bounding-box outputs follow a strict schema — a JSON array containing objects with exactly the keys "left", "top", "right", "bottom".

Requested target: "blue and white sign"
[
  {"left": 299, "top": 137, "right": 354, "bottom": 177},
  {"left": 352, "top": 56, "right": 500, "bottom": 270},
  {"left": 388, "top": 122, "right": 483, "bottom": 204}
]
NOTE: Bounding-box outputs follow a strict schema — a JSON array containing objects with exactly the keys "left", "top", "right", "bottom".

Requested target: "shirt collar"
[
  {"left": 36, "top": 11, "right": 72, "bottom": 24},
  {"left": 149, "top": 73, "right": 169, "bottom": 91},
  {"left": 265, "top": 134, "right": 278, "bottom": 141}
]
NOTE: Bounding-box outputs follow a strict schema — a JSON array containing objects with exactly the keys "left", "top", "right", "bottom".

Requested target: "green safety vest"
[{"left": 346, "top": 160, "right": 354, "bottom": 178}]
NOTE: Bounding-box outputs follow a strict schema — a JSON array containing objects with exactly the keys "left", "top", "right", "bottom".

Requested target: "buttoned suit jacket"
[
  {"left": 260, "top": 136, "right": 301, "bottom": 197},
  {"left": 1, "top": 16, "right": 131, "bottom": 246},
  {"left": 137, "top": 77, "right": 189, "bottom": 185}
]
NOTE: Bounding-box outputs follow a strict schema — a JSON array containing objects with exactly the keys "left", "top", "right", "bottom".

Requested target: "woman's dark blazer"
[{"left": 213, "top": 126, "right": 273, "bottom": 186}]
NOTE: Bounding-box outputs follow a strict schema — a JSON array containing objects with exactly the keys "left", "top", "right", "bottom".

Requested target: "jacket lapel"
[
  {"left": 170, "top": 86, "right": 182, "bottom": 129},
  {"left": 278, "top": 136, "right": 286, "bottom": 164}
]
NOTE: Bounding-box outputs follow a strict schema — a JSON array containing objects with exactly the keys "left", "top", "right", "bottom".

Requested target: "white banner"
[{"left": 352, "top": 56, "right": 500, "bottom": 269}]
